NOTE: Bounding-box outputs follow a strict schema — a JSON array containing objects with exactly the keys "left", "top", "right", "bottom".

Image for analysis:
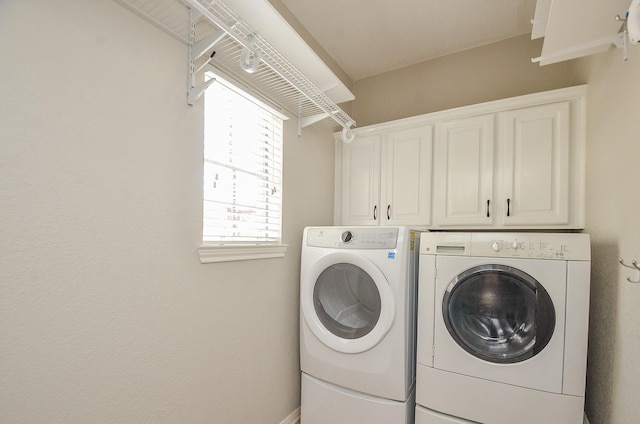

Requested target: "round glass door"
[
  {"left": 314, "top": 263, "right": 381, "bottom": 340},
  {"left": 443, "top": 264, "right": 555, "bottom": 364},
  {"left": 301, "top": 252, "right": 395, "bottom": 354}
]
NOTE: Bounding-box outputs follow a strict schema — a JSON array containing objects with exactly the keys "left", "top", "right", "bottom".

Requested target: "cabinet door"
[
  {"left": 501, "top": 102, "right": 570, "bottom": 226},
  {"left": 382, "top": 126, "right": 433, "bottom": 225},
  {"left": 341, "top": 134, "right": 381, "bottom": 225},
  {"left": 433, "top": 115, "right": 495, "bottom": 226}
]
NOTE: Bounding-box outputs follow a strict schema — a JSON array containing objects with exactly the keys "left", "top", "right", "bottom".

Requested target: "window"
[{"left": 198, "top": 71, "right": 288, "bottom": 263}]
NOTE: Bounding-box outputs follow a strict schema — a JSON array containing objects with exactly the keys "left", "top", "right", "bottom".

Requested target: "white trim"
[
  {"left": 279, "top": 408, "right": 300, "bottom": 424},
  {"left": 198, "top": 243, "right": 288, "bottom": 263},
  {"left": 334, "top": 85, "right": 588, "bottom": 140}
]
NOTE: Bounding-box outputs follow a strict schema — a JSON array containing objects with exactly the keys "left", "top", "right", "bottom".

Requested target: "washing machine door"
[
  {"left": 442, "top": 264, "right": 555, "bottom": 364},
  {"left": 302, "top": 252, "right": 395, "bottom": 354}
]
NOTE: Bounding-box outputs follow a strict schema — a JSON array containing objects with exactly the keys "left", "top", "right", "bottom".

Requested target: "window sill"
[{"left": 198, "top": 243, "right": 289, "bottom": 263}]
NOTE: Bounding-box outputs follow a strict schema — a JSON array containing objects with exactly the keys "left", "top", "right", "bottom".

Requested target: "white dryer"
[
  {"left": 415, "top": 232, "right": 591, "bottom": 424},
  {"left": 300, "top": 226, "right": 420, "bottom": 424}
]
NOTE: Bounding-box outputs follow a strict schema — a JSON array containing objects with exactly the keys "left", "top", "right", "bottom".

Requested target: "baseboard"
[
  {"left": 280, "top": 404, "right": 587, "bottom": 424},
  {"left": 280, "top": 407, "right": 300, "bottom": 424},
  {"left": 281, "top": 404, "right": 586, "bottom": 424}
]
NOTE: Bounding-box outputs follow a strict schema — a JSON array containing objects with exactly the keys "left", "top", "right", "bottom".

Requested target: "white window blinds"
[{"left": 203, "top": 74, "right": 283, "bottom": 244}]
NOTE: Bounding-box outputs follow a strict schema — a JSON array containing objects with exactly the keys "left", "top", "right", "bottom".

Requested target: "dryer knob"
[
  {"left": 341, "top": 231, "right": 353, "bottom": 243},
  {"left": 491, "top": 241, "right": 501, "bottom": 252}
]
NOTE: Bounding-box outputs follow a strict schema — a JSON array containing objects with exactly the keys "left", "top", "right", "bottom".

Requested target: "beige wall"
[
  {"left": 3, "top": 2, "right": 639, "bottom": 423},
  {"left": 352, "top": 34, "right": 579, "bottom": 127},
  {"left": 0, "top": 0, "right": 336, "bottom": 422},
  {"left": 572, "top": 46, "right": 640, "bottom": 424},
  {"left": 348, "top": 31, "right": 640, "bottom": 424}
]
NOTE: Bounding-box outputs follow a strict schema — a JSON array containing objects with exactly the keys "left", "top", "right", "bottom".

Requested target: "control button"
[
  {"left": 491, "top": 241, "right": 501, "bottom": 252},
  {"left": 341, "top": 231, "right": 353, "bottom": 243},
  {"left": 512, "top": 241, "right": 520, "bottom": 249}
]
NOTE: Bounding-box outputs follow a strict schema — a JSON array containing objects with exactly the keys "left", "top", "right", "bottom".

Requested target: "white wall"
[{"left": 0, "top": 1, "right": 335, "bottom": 422}]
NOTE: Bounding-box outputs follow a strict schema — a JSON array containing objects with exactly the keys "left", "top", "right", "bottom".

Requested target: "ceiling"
[{"left": 279, "top": 0, "right": 538, "bottom": 81}]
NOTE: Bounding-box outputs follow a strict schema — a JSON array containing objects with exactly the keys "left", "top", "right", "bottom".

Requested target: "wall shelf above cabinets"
[
  {"left": 335, "top": 85, "right": 587, "bottom": 230},
  {"left": 532, "top": 0, "right": 631, "bottom": 65}
]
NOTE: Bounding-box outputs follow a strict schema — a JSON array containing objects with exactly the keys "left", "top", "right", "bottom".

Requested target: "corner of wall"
[{"left": 279, "top": 407, "right": 300, "bottom": 424}]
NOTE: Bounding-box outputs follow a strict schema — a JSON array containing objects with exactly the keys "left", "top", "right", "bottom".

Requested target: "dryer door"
[
  {"left": 301, "top": 252, "right": 395, "bottom": 354},
  {"left": 442, "top": 264, "right": 555, "bottom": 364}
]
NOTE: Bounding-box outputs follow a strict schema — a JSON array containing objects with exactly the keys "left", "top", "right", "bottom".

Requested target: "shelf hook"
[
  {"left": 341, "top": 123, "right": 355, "bottom": 143},
  {"left": 240, "top": 35, "right": 262, "bottom": 74},
  {"left": 619, "top": 258, "right": 640, "bottom": 283}
]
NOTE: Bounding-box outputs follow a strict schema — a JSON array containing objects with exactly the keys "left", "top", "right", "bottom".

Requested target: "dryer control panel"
[{"left": 306, "top": 227, "right": 399, "bottom": 249}]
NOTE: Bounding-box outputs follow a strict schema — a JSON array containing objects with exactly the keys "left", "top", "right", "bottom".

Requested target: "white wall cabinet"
[
  {"left": 433, "top": 114, "right": 496, "bottom": 226},
  {"left": 432, "top": 101, "right": 574, "bottom": 228},
  {"left": 340, "top": 134, "right": 381, "bottom": 226},
  {"left": 501, "top": 102, "right": 571, "bottom": 226},
  {"left": 340, "top": 126, "right": 433, "bottom": 226},
  {"left": 336, "top": 85, "right": 586, "bottom": 229}
]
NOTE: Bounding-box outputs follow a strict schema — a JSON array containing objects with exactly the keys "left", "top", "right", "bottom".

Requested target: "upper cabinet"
[
  {"left": 433, "top": 114, "right": 495, "bottom": 227},
  {"left": 340, "top": 126, "right": 433, "bottom": 226},
  {"left": 383, "top": 126, "right": 433, "bottom": 226},
  {"left": 500, "top": 102, "right": 571, "bottom": 226},
  {"left": 336, "top": 85, "right": 586, "bottom": 230},
  {"left": 341, "top": 134, "right": 382, "bottom": 226},
  {"left": 431, "top": 101, "right": 576, "bottom": 229}
]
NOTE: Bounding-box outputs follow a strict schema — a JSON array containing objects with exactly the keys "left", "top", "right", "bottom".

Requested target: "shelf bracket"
[
  {"left": 188, "top": 29, "right": 226, "bottom": 104},
  {"left": 191, "top": 29, "right": 226, "bottom": 62},
  {"left": 296, "top": 112, "right": 355, "bottom": 143},
  {"left": 188, "top": 78, "right": 216, "bottom": 105},
  {"left": 299, "top": 111, "right": 338, "bottom": 129},
  {"left": 532, "top": 32, "right": 626, "bottom": 64},
  {"left": 188, "top": 8, "right": 226, "bottom": 105}
]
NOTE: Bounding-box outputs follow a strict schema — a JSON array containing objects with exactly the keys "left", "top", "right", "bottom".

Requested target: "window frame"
[{"left": 198, "top": 68, "right": 289, "bottom": 263}]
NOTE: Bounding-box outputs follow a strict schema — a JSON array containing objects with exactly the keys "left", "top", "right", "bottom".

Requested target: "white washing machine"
[
  {"left": 415, "top": 232, "right": 591, "bottom": 424},
  {"left": 300, "top": 226, "right": 420, "bottom": 424}
]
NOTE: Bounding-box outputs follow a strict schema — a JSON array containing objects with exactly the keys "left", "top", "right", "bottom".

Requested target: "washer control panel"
[
  {"left": 306, "top": 227, "right": 399, "bottom": 249},
  {"left": 421, "top": 232, "right": 590, "bottom": 261},
  {"left": 472, "top": 233, "right": 591, "bottom": 260}
]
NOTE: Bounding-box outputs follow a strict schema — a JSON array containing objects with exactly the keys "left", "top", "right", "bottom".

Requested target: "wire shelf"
[{"left": 114, "top": 0, "right": 355, "bottom": 135}]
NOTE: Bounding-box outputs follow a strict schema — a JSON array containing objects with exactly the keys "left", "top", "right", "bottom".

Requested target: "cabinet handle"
[
  {"left": 373, "top": 205, "right": 377, "bottom": 220},
  {"left": 507, "top": 198, "right": 511, "bottom": 217},
  {"left": 387, "top": 205, "right": 391, "bottom": 220},
  {"left": 486, "top": 200, "right": 490, "bottom": 218}
]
